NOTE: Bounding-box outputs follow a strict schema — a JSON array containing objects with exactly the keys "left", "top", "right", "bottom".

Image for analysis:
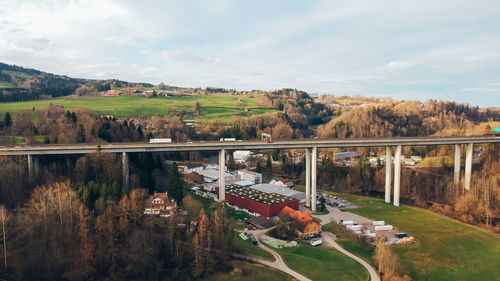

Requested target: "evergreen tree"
[
  {"left": 77, "top": 124, "right": 86, "bottom": 143},
  {"left": 256, "top": 161, "right": 263, "bottom": 173},
  {"left": 166, "top": 163, "right": 184, "bottom": 204},
  {"left": 3, "top": 112, "right": 11, "bottom": 127}
]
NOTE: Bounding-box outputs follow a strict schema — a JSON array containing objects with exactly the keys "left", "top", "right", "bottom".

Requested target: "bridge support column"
[
  {"left": 219, "top": 149, "right": 226, "bottom": 201},
  {"left": 305, "top": 148, "right": 311, "bottom": 208},
  {"left": 28, "top": 154, "right": 33, "bottom": 183},
  {"left": 311, "top": 147, "right": 317, "bottom": 212},
  {"left": 393, "top": 145, "right": 401, "bottom": 206},
  {"left": 385, "top": 146, "right": 392, "bottom": 203},
  {"left": 122, "top": 152, "right": 129, "bottom": 192},
  {"left": 464, "top": 143, "right": 473, "bottom": 190},
  {"left": 454, "top": 144, "right": 461, "bottom": 184}
]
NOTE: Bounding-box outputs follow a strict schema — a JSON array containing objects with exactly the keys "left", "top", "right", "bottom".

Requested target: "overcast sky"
[{"left": 1, "top": 0, "right": 500, "bottom": 107}]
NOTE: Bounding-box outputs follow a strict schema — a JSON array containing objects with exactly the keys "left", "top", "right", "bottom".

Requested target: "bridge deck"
[{"left": 0, "top": 136, "right": 499, "bottom": 155}]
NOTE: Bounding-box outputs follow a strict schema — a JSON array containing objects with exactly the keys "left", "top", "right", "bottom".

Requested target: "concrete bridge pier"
[
  {"left": 305, "top": 148, "right": 311, "bottom": 208},
  {"left": 454, "top": 144, "right": 461, "bottom": 184},
  {"left": 464, "top": 143, "right": 473, "bottom": 190},
  {"left": 219, "top": 149, "right": 226, "bottom": 200},
  {"left": 311, "top": 147, "right": 317, "bottom": 212},
  {"left": 393, "top": 145, "right": 402, "bottom": 206},
  {"left": 122, "top": 152, "right": 129, "bottom": 192},
  {"left": 28, "top": 154, "right": 33, "bottom": 182},
  {"left": 385, "top": 146, "right": 392, "bottom": 203}
]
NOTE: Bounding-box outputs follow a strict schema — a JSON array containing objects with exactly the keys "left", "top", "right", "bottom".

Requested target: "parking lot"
[{"left": 309, "top": 196, "right": 403, "bottom": 245}]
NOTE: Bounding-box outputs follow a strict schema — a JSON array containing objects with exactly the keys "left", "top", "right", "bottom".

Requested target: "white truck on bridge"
[{"left": 150, "top": 138, "right": 172, "bottom": 143}]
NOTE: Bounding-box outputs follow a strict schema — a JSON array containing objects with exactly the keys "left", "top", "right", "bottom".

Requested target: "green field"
[
  {"left": 203, "top": 260, "right": 294, "bottom": 281},
  {"left": 322, "top": 222, "right": 375, "bottom": 265},
  {"left": 1, "top": 70, "right": 30, "bottom": 78},
  {"left": 417, "top": 156, "right": 454, "bottom": 167},
  {"left": 232, "top": 232, "right": 274, "bottom": 261},
  {"left": 339, "top": 194, "right": 500, "bottom": 281},
  {"left": 0, "top": 136, "right": 24, "bottom": 145},
  {"left": 276, "top": 244, "right": 370, "bottom": 281},
  {"left": 0, "top": 82, "right": 14, "bottom": 88},
  {"left": 0, "top": 94, "right": 280, "bottom": 124}
]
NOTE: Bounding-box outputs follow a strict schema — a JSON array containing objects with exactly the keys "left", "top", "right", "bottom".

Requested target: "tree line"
[{"left": 0, "top": 181, "right": 235, "bottom": 280}]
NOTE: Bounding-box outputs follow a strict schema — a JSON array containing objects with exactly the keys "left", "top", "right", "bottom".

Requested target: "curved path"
[
  {"left": 312, "top": 206, "right": 380, "bottom": 281},
  {"left": 321, "top": 231, "right": 380, "bottom": 281},
  {"left": 250, "top": 228, "right": 312, "bottom": 281}
]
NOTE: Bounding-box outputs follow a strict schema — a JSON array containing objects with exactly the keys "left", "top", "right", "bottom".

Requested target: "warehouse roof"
[
  {"left": 250, "top": 184, "right": 306, "bottom": 202},
  {"left": 225, "top": 184, "right": 296, "bottom": 205},
  {"left": 334, "top": 152, "right": 360, "bottom": 159}
]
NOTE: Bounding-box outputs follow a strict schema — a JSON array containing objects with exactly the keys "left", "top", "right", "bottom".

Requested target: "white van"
[{"left": 310, "top": 239, "right": 322, "bottom": 246}]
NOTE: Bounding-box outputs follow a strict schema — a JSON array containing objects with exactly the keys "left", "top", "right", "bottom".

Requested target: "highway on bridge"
[{"left": 0, "top": 135, "right": 499, "bottom": 155}]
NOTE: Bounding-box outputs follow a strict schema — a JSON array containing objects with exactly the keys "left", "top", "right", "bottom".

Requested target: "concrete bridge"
[{"left": 1, "top": 135, "right": 499, "bottom": 210}]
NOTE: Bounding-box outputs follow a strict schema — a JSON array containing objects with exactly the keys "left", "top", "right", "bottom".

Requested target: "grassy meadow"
[
  {"left": 0, "top": 94, "right": 280, "bottom": 124},
  {"left": 322, "top": 222, "right": 375, "bottom": 265},
  {"left": 338, "top": 193, "right": 500, "bottom": 281},
  {"left": 203, "top": 260, "right": 295, "bottom": 281},
  {"left": 275, "top": 244, "right": 370, "bottom": 281},
  {"left": 232, "top": 232, "right": 274, "bottom": 261}
]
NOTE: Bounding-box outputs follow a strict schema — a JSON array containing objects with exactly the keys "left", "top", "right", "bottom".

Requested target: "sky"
[{"left": 1, "top": 0, "right": 500, "bottom": 107}]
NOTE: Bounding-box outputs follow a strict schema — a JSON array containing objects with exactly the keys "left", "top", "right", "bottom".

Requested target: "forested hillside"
[{"left": 0, "top": 63, "right": 85, "bottom": 102}]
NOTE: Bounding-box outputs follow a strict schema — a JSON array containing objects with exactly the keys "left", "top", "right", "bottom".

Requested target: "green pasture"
[
  {"left": 276, "top": 244, "right": 370, "bottom": 281},
  {"left": 322, "top": 222, "right": 375, "bottom": 265},
  {"left": 232, "top": 232, "right": 274, "bottom": 261},
  {"left": 339, "top": 194, "right": 500, "bottom": 281},
  {"left": 203, "top": 260, "right": 294, "bottom": 281},
  {"left": 0, "top": 82, "right": 14, "bottom": 88},
  {"left": 0, "top": 94, "right": 280, "bottom": 124}
]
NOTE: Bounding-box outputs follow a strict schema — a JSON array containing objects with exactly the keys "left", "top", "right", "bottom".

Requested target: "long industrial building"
[{"left": 217, "top": 184, "right": 299, "bottom": 217}]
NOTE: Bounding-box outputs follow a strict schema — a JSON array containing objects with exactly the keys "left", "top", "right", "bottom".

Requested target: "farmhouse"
[
  {"left": 144, "top": 192, "right": 178, "bottom": 217},
  {"left": 279, "top": 206, "right": 321, "bottom": 238},
  {"left": 104, "top": 90, "right": 121, "bottom": 96}
]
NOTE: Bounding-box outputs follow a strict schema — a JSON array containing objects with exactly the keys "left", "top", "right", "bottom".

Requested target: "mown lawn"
[
  {"left": 0, "top": 94, "right": 280, "bottom": 124},
  {"left": 276, "top": 244, "right": 370, "bottom": 281},
  {"left": 203, "top": 260, "right": 294, "bottom": 281},
  {"left": 232, "top": 232, "right": 274, "bottom": 261},
  {"left": 340, "top": 194, "right": 500, "bottom": 281},
  {"left": 322, "top": 222, "right": 375, "bottom": 265}
]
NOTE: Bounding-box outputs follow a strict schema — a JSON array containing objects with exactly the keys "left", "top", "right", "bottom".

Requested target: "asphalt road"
[
  {"left": 313, "top": 206, "right": 381, "bottom": 281},
  {"left": 321, "top": 232, "right": 380, "bottom": 281},
  {"left": 249, "top": 228, "right": 312, "bottom": 281}
]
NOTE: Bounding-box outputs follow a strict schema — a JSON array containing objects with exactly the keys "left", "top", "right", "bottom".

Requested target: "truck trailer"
[{"left": 150, "top": 138, "right": 172, "bottom": 143}]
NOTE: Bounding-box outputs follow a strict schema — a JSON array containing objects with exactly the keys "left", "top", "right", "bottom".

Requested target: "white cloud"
[
  {"left": 0, "top": 0, "right": 499, "bottom": 106},
  {"left": 461, "top": 87, "right": 500, "bottom": 93}
]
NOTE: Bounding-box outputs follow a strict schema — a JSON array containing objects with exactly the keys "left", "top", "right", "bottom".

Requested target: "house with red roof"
[
  {"left": 279, "top": 206, "right": 321, "bottom": 238},
  {"left": 104, "top": 89, "right": 121, "bottom": 96},
  {"left": 144, "top": 192, "right": 178, "bottom": 217},
  {"left": 270, "top": 177, "right": 294, "bottom": 188}
]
